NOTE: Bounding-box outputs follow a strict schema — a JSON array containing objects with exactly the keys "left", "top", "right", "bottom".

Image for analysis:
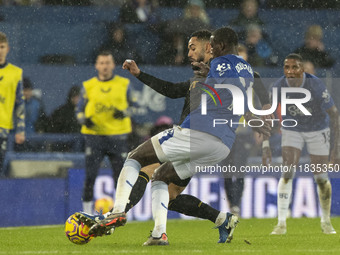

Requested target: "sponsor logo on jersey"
[
  {"left": 0, "top": 94, "right": 5, "bottom": 104},
  {"left": 216, "top": 63, "right": 231, "bottom": 76},
  {"left": 322, "top": 89, "right": 331, "bottom": 103}
]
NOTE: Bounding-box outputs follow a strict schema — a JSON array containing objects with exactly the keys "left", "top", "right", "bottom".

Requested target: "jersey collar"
[
  {"left": 285, "top": 73, "right": 306, "bottom": 88},
  {"left": 0, "top": 62, "right": 8, "bottom": 69},
  {"left": 97, "top": 75, "right": 115, "bottom": 82}
]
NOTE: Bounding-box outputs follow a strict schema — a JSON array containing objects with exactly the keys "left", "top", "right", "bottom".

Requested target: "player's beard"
[{"left": 190, "top": 54, "right": 205, "bottom": 71}]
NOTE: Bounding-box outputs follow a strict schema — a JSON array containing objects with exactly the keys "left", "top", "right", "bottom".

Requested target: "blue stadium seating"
[{"left": 1, "top": 6, "right": 339, "bottom": 66}]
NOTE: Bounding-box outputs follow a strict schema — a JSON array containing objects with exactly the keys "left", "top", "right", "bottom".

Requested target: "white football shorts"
[
  {"left": 151, "top": 126, "right": 230, "bottom": 179},
  {"left": 281, "top": 127, "right": 330, "bottom": 156}
]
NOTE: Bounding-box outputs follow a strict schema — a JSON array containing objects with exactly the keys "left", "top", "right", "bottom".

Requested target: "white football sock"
[
  {"left": 112, "top": 159, "right": 141, "bottom": 213},
  {"left": 151, "top": 181, "right": 169, "bottom": 237},
  {"left": 215, "top": 212, "right": 227, "bottom": 227},
  {"left": 82, "top": 201, "right": 93, "bottom": 214},
  {"left": 317, "top": 180, "right": 332, "bottom": 223},
  {"left": 277, "top": 178, "right": 292, "bottom": 225}
]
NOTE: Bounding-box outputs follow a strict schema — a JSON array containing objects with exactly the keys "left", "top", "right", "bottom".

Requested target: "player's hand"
[
  {"left": 122, "top": 59, "right": 141, "bottom": 77},
  {"left": 113, "top": 109, "right": 126, "bottom": 119},
  {"left": 262, "top": 145, "right": 272, "bottom": 166},
  {"left": 192, "top": 61, "right": 210, "bottom": 78},
  {"left": 245, "top": 112, "right": 271, "bottom": 137},
  {"left": 261, "top": 104, "right": 275, "bottom": 120},
  {"left": 84, "top": 118, "right": 95, "bottom": 128},
  {"left": 15, "top": 133, "right": 25, "bottom": 144}
]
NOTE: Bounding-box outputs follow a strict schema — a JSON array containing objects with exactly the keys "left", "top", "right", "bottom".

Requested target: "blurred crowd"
[
  {"left": 0, "top": 0, "right": 336, "bottom": 67},
  {"left": 0, "top": 0, "right": 337, "bottom": 154},
  {"left": 1, "top": 0, "right": 340, "bottom": 9}
]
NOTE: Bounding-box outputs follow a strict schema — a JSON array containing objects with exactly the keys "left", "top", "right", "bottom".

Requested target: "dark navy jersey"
[
  {"left": 181, "top": 54, "right": 254, "bottom": 149},
  {"left": 273, "top": 72, "right": 334, "bottom": 132}
]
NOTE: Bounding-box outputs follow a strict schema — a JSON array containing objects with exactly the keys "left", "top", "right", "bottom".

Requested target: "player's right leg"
[
  {"left": 88, "top": 137, "right": 161, "bottom": 236},
  {"left": 271, "top": 129, "right": 303, "bottom": 235},
  {"left": 271, "top": 146, "right": 301, "bottom": 235},
  {"left": 76, "top": 164, "right": 157, "bottom": 234}
]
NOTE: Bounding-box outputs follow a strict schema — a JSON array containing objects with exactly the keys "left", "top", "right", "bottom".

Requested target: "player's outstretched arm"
[
  {"left": 326, "top": 105, "right": 339, "bottom": 163},
  {"left": 122, "top": 59, "right": 189, "bottom": 98}
]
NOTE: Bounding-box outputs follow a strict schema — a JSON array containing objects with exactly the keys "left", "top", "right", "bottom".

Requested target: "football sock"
[
  {"left": 125, "top": 171, "right": 150, "bottom": 213},
  {"left": 82, "top": 201, "right": 93, "bottom": 214},
  {"left": 151, "top": 181, "right": 169, "bottom": 237},
  {"left": 168, "top": 194, "right": 220, "bottom": 223},
  {"left": 215, "top": 212, "right": 227, "bottom": 227},
  {"left": 277, "top": 178, "right": 292, "bottom": 225},
  {"left": 112, "top": 159, "right": 141, "bottom": 213},
  {"left": 316, "top": 179, "right": 332, "bottom": 223}
]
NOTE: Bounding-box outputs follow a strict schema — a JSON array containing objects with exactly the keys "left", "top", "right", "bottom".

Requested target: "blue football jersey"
[
  {"left": 181, "top": 54, "right": 254, "bottom": 149},
  {"left": 273, "top": 73, "right": 334, "bottom": 132}
]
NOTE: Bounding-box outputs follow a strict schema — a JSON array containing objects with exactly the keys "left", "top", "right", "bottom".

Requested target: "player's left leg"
[
  {"left": 124, "top": 164, "right": 158, "bottom": 212},
  {"left": 143, "top": 161, "right": 181, "bottom": 246},
  {"left": 310, "top": 155, "right": 336, "bottom": 234},
  {"left": 306, "top": 127, "right": 335, "bottom": 234},
  {"left": 167, "top": 191, "right": 236, "bottom": 243}
]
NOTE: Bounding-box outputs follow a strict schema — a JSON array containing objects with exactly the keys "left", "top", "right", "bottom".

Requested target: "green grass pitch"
[{"left": 1, "top": 218, "right": 340, "bottom": 254}]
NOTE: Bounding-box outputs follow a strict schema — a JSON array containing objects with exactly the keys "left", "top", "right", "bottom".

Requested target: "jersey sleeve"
[
  {"left": 137, "top": 71, "right": 189, "bottom": 98},
  {"left": 313, "top": 79, "right": 334, "bottom": 111},
  {"left": 14, "top": 79, "right": 25, "bottom": 134},
  {"left": 75, "top": 85, "right": 87, "bottom": 124}
]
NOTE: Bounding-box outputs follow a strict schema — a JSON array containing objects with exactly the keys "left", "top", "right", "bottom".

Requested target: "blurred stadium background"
[{"left": 1, "top": 1, "right": 340, "bottom": 227}]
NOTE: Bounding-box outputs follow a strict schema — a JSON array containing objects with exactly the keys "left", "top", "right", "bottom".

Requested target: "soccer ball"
[
  {"left": 94, "top": 197, "right": 114, "bottom": 214},
  {"left": 65, "top": 213, "right": 94, "bottom": 245}
]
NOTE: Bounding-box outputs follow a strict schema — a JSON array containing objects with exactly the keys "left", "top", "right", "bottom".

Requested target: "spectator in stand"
[
  {"left": 230, "top": 0, "right": 264, "bottom": 27},
  {"left": 230, "top": 0, "right": 265, "bottom": 41},
  {"left": 157, "top": 0, "right": 210, "bottom": 65},
  {"left": 294, "top": 25, "right": 335, "bottom": 68},
  {"left": 49, "top": 86, "right": 81, "bottom": 134},
  {"left": 119, "top": 0, "right": 159, "bottom": 24},
  {"left": 303, "top": 60, "right": 316, "bottom": 75},
  {"left": 22, "top": 78, "right": 48, "bottom": 135},
  {"left": 94, "top": 23, "right": 141, "bottom": 65},
  {"left": 243, "top": 24, "right": 277, "bottom": 66},
  {"left": 15, "top": 77, "right": 48, "bottom": 152}
]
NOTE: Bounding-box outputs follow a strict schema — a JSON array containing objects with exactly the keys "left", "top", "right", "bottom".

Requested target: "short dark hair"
[
  {"left": 97, "top": 50, "right": 113, "bottom": 57},
  {"left": 212, "top": 27, "right": 238, "bottom": 47},
  {"left": 0, "top": 32, "right": 8, "bottom": 43},
  {"left": 285, "top": 53, "right": 303, "bottom": 62},
  {"left": 23, "top": 77, "right": 33, "bottom": 90},
  {"left": 96, "top": 50, "right": 114, "bottom": 62},
  {"left": 191, "top": 30, "right": 212, "bottom": 41}
]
